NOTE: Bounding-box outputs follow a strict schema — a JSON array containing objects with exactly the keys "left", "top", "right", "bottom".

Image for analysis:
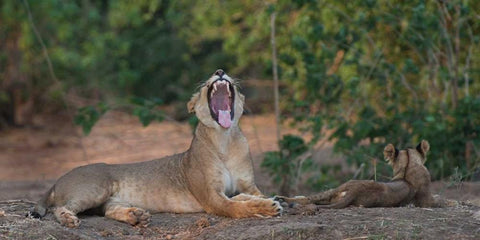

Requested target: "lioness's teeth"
[
  {"left": 213, "top": 83, "right": 217, "bottom": 91},
  {"left": 227, "top": 86, "right": 231, "bottom": 97}
]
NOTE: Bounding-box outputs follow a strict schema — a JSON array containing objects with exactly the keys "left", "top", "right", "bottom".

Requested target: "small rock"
[
  {"left": 0, "top": 209, "right": 5, "bottom": 217},
  {"left": 473, "top": 210, "right": 480, "bottom": 221}
]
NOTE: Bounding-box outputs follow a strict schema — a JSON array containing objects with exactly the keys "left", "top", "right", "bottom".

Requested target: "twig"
[
  {"left": 352, "top": 163, "right": 365, "bottom": 180},
  {"left": 362, "top": 49, "right": 383, "bottom": 83},
  {"left": 399, "top": 73, "right": 418, "bottom": 103},
  {"left": 270, "top": 12, "right": 281, "bottom": 144},
  {"left": 293, "top": 150, "right": 313, "bottom": 189},
  {"left": 47, "top": 234, "right": 58, "bottom": 240},
  {"left": 0, "top": 199, "right": 36, "bottom": 204},
  {"left": 327, "top": 50, "right": 345, "bottom": 75},
  {"left": 22, "top": 0, "right": 58, "bottom": 84},
  {"left": 343, "top": 236, "right": 369, "bottom": 240},
  {"left": 436, "top": 0, "right": 457, "bottom": 108},
  {"left": 463, "top": 25, "right": 474, "bottom": 97}
]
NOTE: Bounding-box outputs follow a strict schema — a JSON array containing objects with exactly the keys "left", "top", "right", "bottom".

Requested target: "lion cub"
[
  {"left": 31, "top": 70, "right": 282, "bottom": 228},
  {"left": 276, "top": 140, "right": 436, "bottom": 208}
]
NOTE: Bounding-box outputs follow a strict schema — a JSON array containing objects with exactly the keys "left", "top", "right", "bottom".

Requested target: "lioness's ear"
[
  {"left": 187, "top": 93, "right": 200, "bottom": 113},
  {"left": 416, "top": 140, "right": 430, "bottom": 157},
  {"left": 383, "top": 144, "right": 398, "bottom": 161}
]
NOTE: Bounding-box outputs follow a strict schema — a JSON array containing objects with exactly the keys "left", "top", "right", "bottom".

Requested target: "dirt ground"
[{"left": 1, "top": 112, "right": 479, "bottom": 239}]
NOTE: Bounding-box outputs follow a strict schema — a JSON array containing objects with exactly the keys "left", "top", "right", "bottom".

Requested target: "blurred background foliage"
[{"left": 1, "top": 0, "right": 479, "bottom": 192}]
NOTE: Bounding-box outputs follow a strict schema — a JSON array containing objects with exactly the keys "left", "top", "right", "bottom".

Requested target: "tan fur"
[
  {"left": 386, "top": 140, "right": 435, "bottom": 207},
  {"left": 276, "top": 140, "right": 437, "bottom": 208},
  {"left": 33, "top": 70, "right": 281, "bottom": 227}
]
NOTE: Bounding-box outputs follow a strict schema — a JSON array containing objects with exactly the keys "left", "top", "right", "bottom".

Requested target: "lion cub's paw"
[
  {"left": 126, "top": 207, "right": 151, "bottom": 227},
  {"left": 273, "top": 195, "right": 285, "bottom": 202},
  {"left": 273, "top": 196, "right": 291, "bottom": 208},
  {"left": 273, "top": 195, "right": 308, "bottom": 208},
  {"left": 55, "top": 208, "right": 80, "bottom": 228}
]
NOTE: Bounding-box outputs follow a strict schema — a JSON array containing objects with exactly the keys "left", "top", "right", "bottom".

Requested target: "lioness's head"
[
  {"left": 187, "top": 69, "right": 245, "bottom": 129},
  {"left": 383, "top": 140, "right": 430, "bottom": 180}
]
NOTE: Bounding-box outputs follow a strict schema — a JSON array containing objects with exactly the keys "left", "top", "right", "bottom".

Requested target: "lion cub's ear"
[
  {"left": 383, "top": 144, "right": 398, "bottom": 161},
  {"left": 416, "top": 139, "right": 430, "bottom": 159},
  {"left": 187, "top": 93, "right": 200, "bottom": 113}
]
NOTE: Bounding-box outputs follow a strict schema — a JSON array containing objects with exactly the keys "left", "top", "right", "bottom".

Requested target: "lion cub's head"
[
  {"left": 187, "top": 69, "right": 245, "bottom": 129},
  {"left": 383, "top": 140, "right": 430, "bottom": 182}
]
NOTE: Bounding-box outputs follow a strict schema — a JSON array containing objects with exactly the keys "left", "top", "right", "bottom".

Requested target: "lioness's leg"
[
  {"left": 200, "top": 191, "right": 282, "bottom": 218},
  {"left": 237, "top": 180, "right": 264, "bottom": 197},
  {"left": 230, "top": 193, "right": 263, "bottom": 201},
  {"left": 52, "top": 187, "right": 112, "bottom": 228},
  {"left": 103, "top": 198, "right": 151, "bottom": 227}
]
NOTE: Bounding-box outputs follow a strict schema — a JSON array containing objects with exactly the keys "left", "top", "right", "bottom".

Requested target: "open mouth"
[{"left": 207, "top": 79, "right": 235, "bottom": 128}]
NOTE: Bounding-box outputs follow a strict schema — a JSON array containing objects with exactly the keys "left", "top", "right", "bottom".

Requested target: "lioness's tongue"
[{"left": 218, "top": 110, "right": 232, "bottom": 128}]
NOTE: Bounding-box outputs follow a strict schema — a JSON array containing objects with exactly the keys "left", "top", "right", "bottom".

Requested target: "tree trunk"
[{"left": 2, "top": 26, "right": 33, "bottom": 126}]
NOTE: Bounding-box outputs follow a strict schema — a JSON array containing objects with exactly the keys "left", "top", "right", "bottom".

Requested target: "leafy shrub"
[{"left": 261, "top": 135, "right": 309, "bottom": 195}]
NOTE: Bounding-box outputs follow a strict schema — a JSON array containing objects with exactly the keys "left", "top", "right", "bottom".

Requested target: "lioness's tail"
[{"left": 31, "top": 186, "right": 55, "bottom": 218}]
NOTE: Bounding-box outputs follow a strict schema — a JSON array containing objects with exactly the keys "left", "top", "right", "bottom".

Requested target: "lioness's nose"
[{"left": 214, "top": 69, "right": 225, "bottom": 77}]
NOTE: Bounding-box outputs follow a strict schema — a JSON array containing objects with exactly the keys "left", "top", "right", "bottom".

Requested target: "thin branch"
[
  {"left": 270, "top": 12, "right": 281, "bottom": 144},
  {"left": 436, "top": 1, "right": 458, "bottom": 108},
  {"left": 327, "top": 50, "right": 345, "bottom": 75},
  {"left": 463, "top": 25, "right": 474, "bottom": 97},
  {"left": 352, "top": 163, "right": 365, "bottom": 180},
  {"left": 399, "top": 73, "right": 418, "bottom": 103},
  {"left": 453, "top": 4, "right": 461, "bottom": 106},
  {"left": 362, "top": 50, "right": 383, "bottom": 83},
  {"left": 22, "top": 0, "right": 59, "bottom": 84},
  {"left": 0, "top": 199, "right": 36, "bottom": 204}
]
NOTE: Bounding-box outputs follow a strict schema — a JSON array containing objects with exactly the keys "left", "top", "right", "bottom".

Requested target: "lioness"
[
  {"left": 276, "top": 140, "right": 435, "bottom": 208},
  {"left": 31, "top": 69, "right": 282, "bottom": 228}
]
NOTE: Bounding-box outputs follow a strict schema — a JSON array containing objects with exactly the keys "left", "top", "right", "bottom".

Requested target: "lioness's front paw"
[
  {"left": 126, "top": 207, "right": 151, "bottom": 227},
  {"left": 271, "top": 199, "right": 284, "bottom": 216},
  {"left": 249, "top": 198, "right": 283, "bottom": 218}
]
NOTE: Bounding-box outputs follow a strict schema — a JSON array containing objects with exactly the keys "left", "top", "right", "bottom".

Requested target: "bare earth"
[{"left": 0, "top": 112, "right": 479, "bottom": 239}]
